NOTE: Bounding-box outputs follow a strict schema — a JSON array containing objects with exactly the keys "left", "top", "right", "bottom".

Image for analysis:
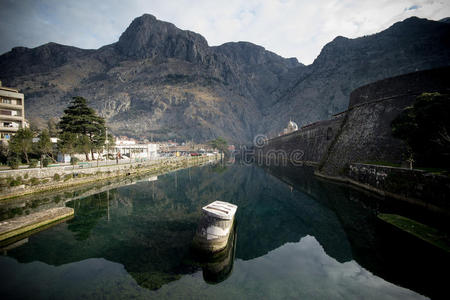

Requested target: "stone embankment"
[
  {"left": 0, "top": 207, "right": 74, "bottom": 241},
  {"left": 325, "top": 163, "right": 450, "bottom": 214},
  {"left": 0, "top": 155, "right": 217, "bottom": 200}
]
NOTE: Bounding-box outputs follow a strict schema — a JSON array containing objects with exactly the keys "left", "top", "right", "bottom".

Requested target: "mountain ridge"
[{"left": 0, "top": 14, "right": 449, "bottom": 143}]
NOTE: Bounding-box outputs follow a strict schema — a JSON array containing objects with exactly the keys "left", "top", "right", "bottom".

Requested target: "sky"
[{"left": 0, "top": 0, "right": 449, "bottom": 65}]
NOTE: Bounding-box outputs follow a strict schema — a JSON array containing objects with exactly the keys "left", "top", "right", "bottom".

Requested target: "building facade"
[{"left": 0, "top": 81, "right": 25, "bottom": 144}]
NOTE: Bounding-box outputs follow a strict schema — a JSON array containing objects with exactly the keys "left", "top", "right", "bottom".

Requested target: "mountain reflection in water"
[{"left": 0, "top": 163, "right": 446, "bottom": 299}]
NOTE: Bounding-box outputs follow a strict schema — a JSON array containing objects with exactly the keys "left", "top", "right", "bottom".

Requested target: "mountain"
[
  {"left": 0, "top": 15, "right": 449, "bottom": 143},
  {"left": 261, "top": 17, "right": 450, "bottom": 134}
]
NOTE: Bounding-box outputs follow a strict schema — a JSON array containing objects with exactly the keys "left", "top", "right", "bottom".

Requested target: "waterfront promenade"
[{"left": 0, "top": 155, "right": 218, "bottom": 200}]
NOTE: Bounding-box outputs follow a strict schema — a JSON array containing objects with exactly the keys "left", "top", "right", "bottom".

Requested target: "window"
[{"left": 0, "top": 110, "right": 12, "bottom": 116}]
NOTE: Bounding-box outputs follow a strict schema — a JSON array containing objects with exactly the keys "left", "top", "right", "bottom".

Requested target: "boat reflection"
[{"left": 189, "top": 223, "right": 237, "bottom": 284}]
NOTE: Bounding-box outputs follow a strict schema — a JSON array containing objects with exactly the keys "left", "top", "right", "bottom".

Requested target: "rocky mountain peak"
[
  {"left": 214, "top": 41, "right": 300, "bottom": 68},
  {"left": 115, "top": 14, "right": 210, "bottom": 62}
]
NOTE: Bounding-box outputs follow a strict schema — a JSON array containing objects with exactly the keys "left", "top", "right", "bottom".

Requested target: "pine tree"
[
  {"left": 58, "top": 97, "right": 106, "bottom": 160},
  {"left": 209, "top": 137, "right": 228, "bottom": 159}
]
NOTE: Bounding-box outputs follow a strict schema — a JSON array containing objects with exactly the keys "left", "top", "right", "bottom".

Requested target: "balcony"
[
  {"left": 0, "top": 108, "right": 23, "bottom": 119},
  {"left": 0, "top": 102, "right": 23, "bottom": 109},
  {"left": 0, "top": 114, "right": 23, "bottom": 121},
  {"left": 0, "top": 125, "right": 20, "bottom": 132}
]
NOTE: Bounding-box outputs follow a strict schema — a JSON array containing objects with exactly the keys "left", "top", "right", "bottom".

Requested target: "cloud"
[
  {"left": 0, "top": 0, "right": 449, "bottom": 64},
  {"left": 407, "top": 5, "right": 420, "bottom": 11}
]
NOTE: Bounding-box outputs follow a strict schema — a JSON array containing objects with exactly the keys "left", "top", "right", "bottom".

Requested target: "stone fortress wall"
[
  {"left": 260, "top": 66, "right": 450, "bottom": 173},
  {"left": 258, "top": 67, "right": 450, "bottom": 210},
  {"left": 319, "top": 66, "right": 450, "bottom": 176},
  {"left": 259, "top": 117, "right": 344, "bottom": 165}
]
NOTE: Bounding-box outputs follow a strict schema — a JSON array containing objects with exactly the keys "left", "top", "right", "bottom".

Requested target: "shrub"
[
  {"left": 64, "top": 174, "right": 72, "bottom": 181},
  {"left": 42, "top": 179, "right": 49, "bottom": 184},
  {"left": 42, "top": 157, "right": 50, "bottom": 167},
  {"left": 70, "top": 157, "right": 79, "bottom": 165},
  {"left": 53, "top": 173, "right": 61, "bottom": 181},
  {"left": 9, "top": 179, "right": 22, "bottom": 187},
  {"left": 29, "top": 159, "right": 38, "bottom": 168},
  {"left": 7, "top": 157, "right": 20, "bottom": 169},
  {"left": 8, "top": 176, "right": 23, "bottom": 187},
  {"left": 24, "top": 173, "right": 29, "bottom": 179},
  {"left": 29, "top": 177, "right": 40, "bottom": 186}
]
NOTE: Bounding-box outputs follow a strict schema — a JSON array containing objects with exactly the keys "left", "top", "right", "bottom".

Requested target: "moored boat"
[{"left": 192, "top": 201, "right": 237, "bottom": 252}]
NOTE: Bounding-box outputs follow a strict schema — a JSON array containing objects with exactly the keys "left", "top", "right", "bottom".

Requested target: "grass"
[
  {"left": 363, "top": 161, "right": 402, "bottom": 167},
  {"left": 378, "top": 213, "right": 450, "bottom": 253},
  {"left": 415, "top": 167, "right": 449, "bottom": 175},
  {"left": 363, "top": 162, "right": 449, "bottom": 175}
]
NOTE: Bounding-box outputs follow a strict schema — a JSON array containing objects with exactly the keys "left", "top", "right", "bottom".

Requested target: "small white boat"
[
  {"left": 202, "top": 201, "right": 237, "bottom": 220},
  {"left": 192, "top": 201, "right": 238, "bottom": 252}
]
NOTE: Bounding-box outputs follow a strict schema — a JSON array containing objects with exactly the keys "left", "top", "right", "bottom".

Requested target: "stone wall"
[
  {"left": 0, "top": 156, "right": 216, "bottom": 200},
  {"left": 258, "top": 117, "right": 344, "bottom": 164},
  {"left": 348, "top": 67, "right": 450, "bottom": 108},
  {"left": 347, "top": 163, "right": 450, "bottom": 213},
  {"left": 319, "top": 67, "right": 450, "bottom": 176}
]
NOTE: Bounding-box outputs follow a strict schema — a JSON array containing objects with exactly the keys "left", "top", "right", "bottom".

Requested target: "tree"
[
  {"left": 0, "top": 143, "right": 8, "bottom": 165},
  {"left": 35, "top": 129, "right": 55, "bottom": 163},
  {"left": 391, "top": 92, "right": 450, "bottom": 168},
  {"left": 105, "top": 132, "right": 115, "bottom": 160},
  {"left": 58, "top": 97, "right": 106, "bottom": 160},
  {"left": 8, "top": 128, "right": 34, "bottom": 164},
  {"left": 209, "top": 137, "right": 228, "bottom": 159},
  {"left": 57, "top": 132, "right": 78, "bottom": 158},
  {"left": 47, "top": 117, "right": 59, "bottom": 137}
]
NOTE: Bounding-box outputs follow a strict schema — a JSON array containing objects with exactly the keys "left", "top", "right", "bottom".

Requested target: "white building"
[
  {"left": 0, "top": 81, "right": 26, "bottom": 144},
  {"left": 112, "top": 143, "right": 159, "bottom": 159},
  {"left": 282, "top": 120, "right": 299, "bottom": 135}
]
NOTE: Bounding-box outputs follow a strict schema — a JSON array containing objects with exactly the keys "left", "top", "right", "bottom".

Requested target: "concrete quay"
[
  {"left": 0, "top": 155, "right": 217, "bottom": 200},
  {"left": 0, "top": 207, "right": 74, "bottom": 242}
]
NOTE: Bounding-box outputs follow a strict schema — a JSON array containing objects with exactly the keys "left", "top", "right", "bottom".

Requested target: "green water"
[{"left": 0, "top": 164, "right": 448, "bottom": 299}]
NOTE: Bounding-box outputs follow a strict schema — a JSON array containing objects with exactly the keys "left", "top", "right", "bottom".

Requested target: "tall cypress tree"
[{"left": 58, "top": 97, "right": 106, "bottom": 160}]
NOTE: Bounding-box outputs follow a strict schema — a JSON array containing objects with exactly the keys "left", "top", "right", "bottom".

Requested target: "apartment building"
[{"left": 0, "top": 81, "right": 26, "bottom": 144}]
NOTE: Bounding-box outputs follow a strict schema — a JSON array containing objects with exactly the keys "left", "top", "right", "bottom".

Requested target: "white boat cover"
[{"left": 202, "top": 201, "right": 237, "bottom": 220}]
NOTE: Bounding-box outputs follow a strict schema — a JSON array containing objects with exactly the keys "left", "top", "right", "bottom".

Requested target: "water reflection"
[
  {"left": 0, "top": 163, "right": 447, "bottom": 299},
  {"left": 0, "top": 235, "right": 427, "bottom": 299},
  {"left": 188, "top": 223, "right": 237, "bottom": 284}
]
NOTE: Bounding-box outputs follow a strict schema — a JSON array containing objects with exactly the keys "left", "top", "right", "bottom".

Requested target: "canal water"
[{"left": 0, "top": 163, "right": 448, "bottom": 299}]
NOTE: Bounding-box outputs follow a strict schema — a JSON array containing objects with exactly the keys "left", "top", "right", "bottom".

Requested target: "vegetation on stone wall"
[{"left": 391, "top": 92, "right": 450, "bottom": 169}]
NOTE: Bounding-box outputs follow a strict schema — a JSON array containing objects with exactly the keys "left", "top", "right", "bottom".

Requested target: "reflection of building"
[
  {"left": 0, "top": 81, "right": 25, "bottom": 144},
  {"left": 281, "top": 120, "right": 298, "bottom": 136}
]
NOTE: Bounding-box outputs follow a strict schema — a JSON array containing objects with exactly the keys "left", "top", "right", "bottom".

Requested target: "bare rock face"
[
  {"left": 116, "top": 14, "right": 210, "bottom": 63},
  {"left": 0, "top": 15, "right": 449, "bottom": 143},
  {"left": 262, "top": 17, "right": 450, "bottom": 136}
]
